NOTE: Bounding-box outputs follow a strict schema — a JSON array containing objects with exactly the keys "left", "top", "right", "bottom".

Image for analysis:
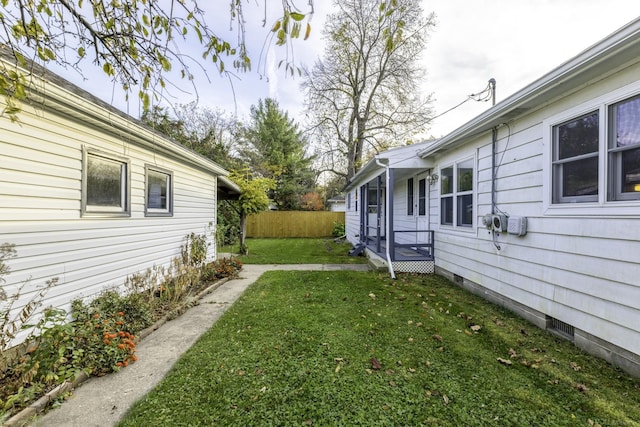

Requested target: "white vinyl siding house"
[
  {"left": 0, "top": 55, "right": 239, "bottom": 342},
  {"left": 345, "top": 17, "right": 640, "bottom": 377}
]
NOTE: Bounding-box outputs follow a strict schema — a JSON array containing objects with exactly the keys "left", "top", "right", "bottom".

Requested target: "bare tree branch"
[{"left": 302, "top": 0, "right": 435, "bottom": 181}]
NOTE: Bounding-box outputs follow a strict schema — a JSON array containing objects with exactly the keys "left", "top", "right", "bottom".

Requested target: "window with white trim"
[
  {"left": 145, "top": 165, "right": 173, "bottom": 216},
  {"left": 552, "top": 111, "right": 600, "bottom": 203},
  {"left": 82, "top": 149, "right": 130, "bottom": 216},
  {"left": 548, "top": 89, "right": 640, "bottom": 210},
  {"left": 440, "top": 157, "right": 474, "bottom": 228}
]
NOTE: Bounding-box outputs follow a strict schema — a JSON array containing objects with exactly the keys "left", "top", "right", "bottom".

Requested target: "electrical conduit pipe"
[{"left": 375, "top": 158, "right": 396, "bottom": 279}]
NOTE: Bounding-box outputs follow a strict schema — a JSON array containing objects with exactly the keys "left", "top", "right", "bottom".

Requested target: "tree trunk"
[{"left": 239, "top": 213, "right": 248, "bottom": 254}]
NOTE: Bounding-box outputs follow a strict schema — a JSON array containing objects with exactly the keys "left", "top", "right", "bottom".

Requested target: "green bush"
[
  {"left": 72, "top": 290, "right": 153, "bottom": 337},
  {"left": 332, "top": 221, "right": 345, "bottom": 237}
]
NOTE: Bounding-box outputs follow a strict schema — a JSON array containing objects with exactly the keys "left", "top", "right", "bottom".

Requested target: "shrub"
[
  {"left": 20, "top": 308, "right": 86, "bottom": 384},
  {"left": 0, "top": 233, "right": 235, "bottom": 418},
  {"left": 182, "top": 233, "right": 208, "bottom": 267},
  {"left": 72, "top": 290, "right": 153, "bottom": 337},
  {"left": 73, "top": 308, "right": 137, "bottom": 376},
  {"left": 1, "top": 307, "right": 80, "bottom": 414},
  {"left": 332, "top": 221, "right": 345, "bottom": 237}
]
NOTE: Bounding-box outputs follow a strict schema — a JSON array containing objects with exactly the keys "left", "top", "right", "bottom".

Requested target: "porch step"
[
  {"left": 348, "top": 243, "right": 366, "bottom": 257},
  {"left": 367, "top": 256, "right": 388, "bottom": 272}
]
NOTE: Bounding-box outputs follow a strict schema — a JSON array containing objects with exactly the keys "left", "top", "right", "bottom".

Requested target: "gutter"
[{"left": 375, "top": 158, "right": 396, "bottom": 279}]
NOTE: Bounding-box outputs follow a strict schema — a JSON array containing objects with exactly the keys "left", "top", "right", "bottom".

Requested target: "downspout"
[{"left": 375, "top": 158, "right": 396, "bottom": 279}]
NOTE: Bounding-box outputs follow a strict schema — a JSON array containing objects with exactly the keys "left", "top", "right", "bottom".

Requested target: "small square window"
[
  {"left": 82, "top": 149, "right": 130, "bottom": 216},
  {"left": 145, "top": 166, "right": 173, "bottom": 216}
]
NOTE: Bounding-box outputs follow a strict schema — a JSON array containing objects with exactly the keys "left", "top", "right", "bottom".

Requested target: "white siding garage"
[{"left": 0, "top": 56, "right": 238, "bottom": 340}]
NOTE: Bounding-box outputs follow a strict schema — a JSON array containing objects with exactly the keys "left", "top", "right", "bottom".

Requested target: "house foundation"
[{"left": 436, "top": 266, "right": 640, "bottom": 379}]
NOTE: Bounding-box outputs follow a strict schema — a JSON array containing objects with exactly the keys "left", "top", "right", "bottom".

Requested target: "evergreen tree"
[{"left": 239, "top": 98, "right": 316, "bottom": 210}]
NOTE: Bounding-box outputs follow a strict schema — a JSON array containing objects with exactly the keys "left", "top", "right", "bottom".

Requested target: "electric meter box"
[
  {"left": 507, "top": 216, "right": 527, "bottom": 236},
  {"left": 491, "top": 214, "right": 507, "bottom": 232}
]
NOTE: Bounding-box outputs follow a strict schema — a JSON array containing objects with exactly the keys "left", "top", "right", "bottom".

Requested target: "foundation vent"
[{"left": 549, "top": 317, "right": 575, "bottom": 340}]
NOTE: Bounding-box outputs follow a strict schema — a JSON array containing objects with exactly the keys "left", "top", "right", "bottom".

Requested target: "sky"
[{"left": 56, "top": 1, "right": 640, "bottom": 139}]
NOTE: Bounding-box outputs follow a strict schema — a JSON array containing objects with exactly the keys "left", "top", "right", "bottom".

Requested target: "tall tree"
[
  {"left": 239, "top": 98, "right": 316, "bottom": 210},
  {"left": 0, "top": 1, "right": 314, "bottom": 119},
  {"left": 302, "top": 0, "right": 435, "bottom": 181},
  {"left": 142, "top": 103, "right": 241, "bottom": 171}
]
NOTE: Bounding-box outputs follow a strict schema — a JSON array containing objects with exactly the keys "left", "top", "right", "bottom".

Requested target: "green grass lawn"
[
  {"left": 119, "top": 271, "right": 640, "bottom": 426},
  {"left": 220, "top": 238, "right": 367, "bottom": 264}
]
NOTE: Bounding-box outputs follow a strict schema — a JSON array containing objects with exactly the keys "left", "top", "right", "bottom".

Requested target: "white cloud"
[{"left": 39, "top": 1, "right": 640, "bottom": 140}]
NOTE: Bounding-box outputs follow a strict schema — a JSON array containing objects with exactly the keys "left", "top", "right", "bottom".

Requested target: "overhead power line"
[{"left": 430, "top": 78, "right": 496, "bottom": 122}]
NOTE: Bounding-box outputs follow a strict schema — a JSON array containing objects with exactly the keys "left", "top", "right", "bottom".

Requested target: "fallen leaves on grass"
[
  {"left": 497, "top": 357, "right": 513, "bottom": 366},
  {"left": 574, "top": 383, "right": 589, "bottom": 393},
  {"left": 370, "top": 357, "right": 382, "bottom": 370}
]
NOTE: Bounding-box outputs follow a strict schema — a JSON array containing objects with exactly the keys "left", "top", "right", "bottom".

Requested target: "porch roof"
[
  {"left": 217, "top": 176, "right": 241, "bottom": 200},
  {"left": 345, "top": 141, "right": 436, "bottom": 190}
]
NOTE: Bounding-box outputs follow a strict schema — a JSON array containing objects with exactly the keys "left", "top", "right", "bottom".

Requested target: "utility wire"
[{"left": 430, "top": 79, "right": 496, "bottom": 122}]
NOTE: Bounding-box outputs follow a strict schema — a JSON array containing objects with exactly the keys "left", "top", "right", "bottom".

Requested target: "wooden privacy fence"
[{"left": 246, "top": 211, "right": 346, "bottom": 238}]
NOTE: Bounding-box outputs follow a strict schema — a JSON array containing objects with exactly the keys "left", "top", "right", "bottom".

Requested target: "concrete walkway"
[{"left": 31, "top": 263, "right": 369, "bottom": 427}]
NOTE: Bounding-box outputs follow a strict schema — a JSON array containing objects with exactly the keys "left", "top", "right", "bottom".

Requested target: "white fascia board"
[
  {"left": 346, "top": 141, "right": 437, "bottom": 190},
  {"left": 345, "top": 157, "right": 385, "bottom": 191},
  {"left": 219, "top": 175, "right": 241, "bottom": 194}
]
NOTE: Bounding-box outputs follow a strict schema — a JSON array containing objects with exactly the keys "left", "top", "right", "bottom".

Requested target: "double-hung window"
[
  {"left": 145, "top": 165, "right": 173, "bottom": 216},
  {"left": 552, "top": 111, "right": 600, "bottom": 203},
  {"left": 440, "top": 166, "right": 454, "bottom": 225},
  {"left": 440, "top": 158, "right": 474, "bottom": 228},
  {"left": 82, "top": 149, "right": 130, "bottom": 216},
  {"left": 547, "top": 86, "right": 640, "bottom": 212}
]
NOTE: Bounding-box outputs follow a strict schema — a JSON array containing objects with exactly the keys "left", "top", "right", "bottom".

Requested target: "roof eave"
[{"left": 218, "top": 176, "right": 242, "bottom": 200}]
